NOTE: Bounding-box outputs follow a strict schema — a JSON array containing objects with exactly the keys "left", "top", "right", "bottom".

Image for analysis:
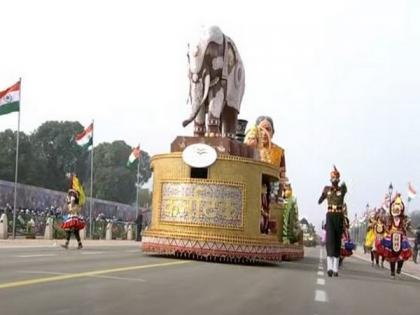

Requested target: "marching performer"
[
  {"left": 318, "top": 166, "right": 347, "bottom": 277},
  {"left": 372, "top": 209, "right": 386, "bottom": 268},
  {"left": 382, "top": 195, "right": 412, "bottom": 279},
  {"left": 61, "top": 189, "right": 86, "bottom": 249}
]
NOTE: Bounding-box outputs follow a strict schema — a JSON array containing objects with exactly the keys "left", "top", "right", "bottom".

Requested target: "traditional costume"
[
  {"left": 371, "top": 210, "right": 386, "bottom": 268},
  {"left": 339, "top": 204, "right": 355, "bottom": 266},
  {"left": 381, "top": 195, "right": 412, "bottom": 278},
  {"left": 61, "top": 189, "right": 85, "bottom": 249},
  {"left": 318, "top": 166, "right": 347, "bottom": 277}
]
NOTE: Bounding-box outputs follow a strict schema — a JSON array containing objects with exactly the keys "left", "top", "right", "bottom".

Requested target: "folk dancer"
[
  {"left": 318, "top": 166, "right": 347, "bottom": 277},
  {"left": 372, "top": 209, "right": 386, "bottom": 268},
  {"left": 61, "top": 189, "right": 86, "bottom": 249},
  {"left": 382, "top": 195, "right": 412, "bottom": 279}
]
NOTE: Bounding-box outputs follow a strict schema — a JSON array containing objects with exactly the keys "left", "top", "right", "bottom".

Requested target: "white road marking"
[
  {"left": 317, "top": 271, "right": 324, "bottom": 276},
  {"left": 317, "top": 278, "right": 325, "bottom": 285},
  {"left": 15, "top": 254, "right": 57, "bottom": 258},
  {"left": 315, "top": 289, "right": 328, "bottom": 302},
  {"left": 318, "top": 265, "right": 323, "bottom": 270},
  {"left": 352, "top": 252, "right": 420, "bottom": 281}
]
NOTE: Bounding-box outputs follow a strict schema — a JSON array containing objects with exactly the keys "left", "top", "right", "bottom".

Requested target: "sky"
[{"left": 1, "top": 0, "right": 420, "bottom": 230}]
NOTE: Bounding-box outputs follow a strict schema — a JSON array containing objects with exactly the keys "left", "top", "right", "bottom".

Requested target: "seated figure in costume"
[
  {"left": 61, "top": 189, "right": 86, "bottom": 249},
  {"left": 339, "top": 204, "right": 355, "bottom": 267},
  {"left": 318, "top": 166, "right": 347, "bottom": 277},
  {"left": 381, "top": 195, "right": 412, "bottom": 279},
  {"left": 245, "top": 116, "right": 287, "bottom": 192},
  {"left": 371, "top": 209, "right": 386, "bottom": 268}
]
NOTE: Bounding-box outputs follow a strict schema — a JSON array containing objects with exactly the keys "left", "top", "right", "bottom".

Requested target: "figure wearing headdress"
[
  {"left": 371, "top": 208, "right": 386, "bottom": 268},
  {"left": 381, "top": 194, "right": 412, "bottom": 279},
  {"left": 61, "top": 188, "right": 86, "bottom": 249},
  {"left": 364, "top": 210, "right": 376, "bottom": 253},
  {"left": 318, "top": 166, "right": 347, "bottom": 277}
]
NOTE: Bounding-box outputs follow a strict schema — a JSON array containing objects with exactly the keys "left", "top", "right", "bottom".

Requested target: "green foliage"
[
  {"left": 0, "top": 121, "right": 152, "bottom": 205},
  {"left": 91, "top": 141, "right": 151, "bottom": 204},
  {"left": 0, "top": 129, "right": 35, "bottom": 184},
  {"left": 30, "top": 121, "right": 89, "bottom": 191}
]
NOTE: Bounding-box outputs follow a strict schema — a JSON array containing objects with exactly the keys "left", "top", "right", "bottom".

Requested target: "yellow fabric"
[
  {"left": 259, "top": 143, "right": 283, "bottom": 167},
  {"left": 72, "top": 175, "right": 86, "bottom": 206},
  {"left": 364, "top": 229, "right": 375, "bottom": 247}
]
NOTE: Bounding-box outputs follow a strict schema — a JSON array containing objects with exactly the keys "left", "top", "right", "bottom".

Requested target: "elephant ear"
[
  {"left": 234, "top": 64, "right": 243, "bottom": 89},
  {"left": 227, "top": 43, "right": 236, "bottom": 72}
]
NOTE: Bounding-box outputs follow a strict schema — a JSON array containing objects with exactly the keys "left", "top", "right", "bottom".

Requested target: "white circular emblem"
[{"left": 182, "top": 143, "right": 217, "bottom": 168}]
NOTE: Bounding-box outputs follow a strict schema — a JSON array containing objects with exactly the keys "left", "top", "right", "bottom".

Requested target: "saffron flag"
[
  {"left": 408, "top": 182, "right": 417, "bottom": 202},
  {"left": 0, "top": 81, "right": 20, "bottom": 116},
  {"left": 127, "top": 145, "right": 141, "bottom": 167},
  {"left": 75, "top": 123, "right": 93, "bottom": 150},
  {"left": 72, "top": 174, "right": 86, "bottom": 206}
]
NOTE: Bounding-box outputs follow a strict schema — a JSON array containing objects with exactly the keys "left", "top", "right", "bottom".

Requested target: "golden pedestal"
[{"left": 142, "top": 152, "right": 303, "bottom": 262}]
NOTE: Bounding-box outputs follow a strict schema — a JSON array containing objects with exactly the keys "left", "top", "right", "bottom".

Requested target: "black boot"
[{"left": 327, "top": 270, "right": 333, "bottom": 277}]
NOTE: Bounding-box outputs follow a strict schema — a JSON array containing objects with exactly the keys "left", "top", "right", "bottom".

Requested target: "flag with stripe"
[
  {"left": 75, "top": 123, "right": 93, "bottom": 150},
  {"left": 0, "top": 81, "right": 20, "bottom": 116},
  {"left": 408, "top": 182, "right": 416, "bottom": 202},
  {"left": 127, "top": 145, "right": 141, "bottom": 167}
]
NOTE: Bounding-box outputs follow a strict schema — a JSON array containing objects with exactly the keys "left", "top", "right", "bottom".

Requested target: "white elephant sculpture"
[{"left": 182, "top": 26, "right": 245, "bottom": 138}]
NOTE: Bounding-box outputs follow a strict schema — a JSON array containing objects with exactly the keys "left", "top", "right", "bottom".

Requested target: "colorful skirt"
[
  {"left": 381, "top": 233, "right": 412, "bottom": 262},
  {"left": 341, "top": 239, "right": 355, "bottom": 257},
  {"left": 373, "top": 237, "right": 385, "bottom": 256},
  {"left": 61, "top": 216, "right": 86, "bottom": 230}
]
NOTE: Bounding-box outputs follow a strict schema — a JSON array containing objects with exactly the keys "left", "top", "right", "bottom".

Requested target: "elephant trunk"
[{"left": 182, "top": 73, "right": 210, "bottom": 127}]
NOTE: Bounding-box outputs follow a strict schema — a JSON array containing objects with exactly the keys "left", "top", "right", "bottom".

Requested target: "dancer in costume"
[
  {"left": 382, "top": 195, "right": 412, "bottom": 279},
  {"left": 318, "top": 166, "right": 347, "bottom": 277},
  {"left": 371, "top": 209, "right": 386, "bottom": 268},
  {"left": 363, "top": 211, "right": 375, "bottom": 261},
  {"left": 61, "top": 189, "right": 85, "bottom": 249},
  {"left": 339, "top": 204, "right": 355, "bottom": 267}
]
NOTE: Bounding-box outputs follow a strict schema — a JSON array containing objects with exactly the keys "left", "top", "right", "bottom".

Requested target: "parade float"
[{"left": 142, "top": 26, "right": 303, "bottom": 263}]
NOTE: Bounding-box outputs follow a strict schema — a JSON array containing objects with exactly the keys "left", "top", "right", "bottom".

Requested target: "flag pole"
[
  {"left": 89, "top": 119, "right": 94, "bottom": 238},
  {"left": 12, "top": 78, "right": 22, "bottom": 239},
  {"left": 135, "top": 143, "right": 141, "bottom": 219}
]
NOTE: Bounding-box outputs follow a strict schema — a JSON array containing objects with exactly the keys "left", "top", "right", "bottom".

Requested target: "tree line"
[{"left": 0, "top": 121, "right": 152, "bottom": 205}]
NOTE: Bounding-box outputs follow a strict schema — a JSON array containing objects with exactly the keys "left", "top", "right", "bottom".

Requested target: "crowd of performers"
[
  {"left": 364, "top": 196, "right": 413, "bottom": 279},
  {"left": 319, "top": 166, "right": 415, "bottom": 279}
]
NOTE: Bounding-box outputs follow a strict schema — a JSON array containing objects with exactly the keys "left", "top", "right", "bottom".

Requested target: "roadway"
[{"left": 0, "top": 243, "right": 419, "bottom": 315}]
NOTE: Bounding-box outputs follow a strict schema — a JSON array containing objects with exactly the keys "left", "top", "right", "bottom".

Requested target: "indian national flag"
[
  {"left": 408, "top": 182, "right": 416, "bottom": 202},
  {"left": 127, "top": 145, "right": 141, "bottom": 167},
  {"left": 75, "top": 123, "right": 93, "bottom": 150},
  {"left": 0, "top": 81, "right": 20, "bottom": 116}
]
